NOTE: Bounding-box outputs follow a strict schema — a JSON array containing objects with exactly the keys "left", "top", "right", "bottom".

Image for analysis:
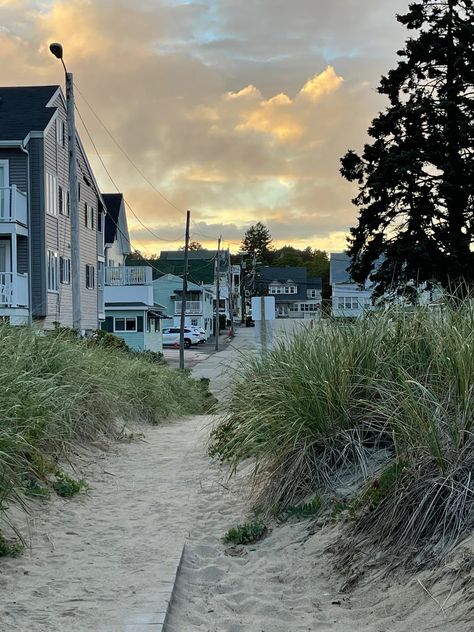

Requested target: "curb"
[{"left": 161, "top": 542, "right": 185, "bottom": 631}]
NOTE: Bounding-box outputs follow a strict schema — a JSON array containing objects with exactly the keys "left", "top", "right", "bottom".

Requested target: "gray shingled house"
[{"left": 0, "top": 85, "right": 105, "bottom": 329}]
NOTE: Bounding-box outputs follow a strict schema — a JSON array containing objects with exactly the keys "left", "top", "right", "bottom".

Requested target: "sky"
[{"left": 0, "top": 0, "right": 409, "bottom": 255}]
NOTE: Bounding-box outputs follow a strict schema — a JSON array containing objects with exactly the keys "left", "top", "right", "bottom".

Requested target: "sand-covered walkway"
[{"left": 0, "top": 325, "right": 471, "bottom": 631}]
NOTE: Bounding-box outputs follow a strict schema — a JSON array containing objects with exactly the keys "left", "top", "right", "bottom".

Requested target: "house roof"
[
  {"left": 330, "top": 253, "right": 352, "bottom": 284},
  {"left": 258, "top": 266, "right": 308, "bottom": 283},
  {"left": 307, "top": 277, "right": 323, "bottom": 290},
  {"left": 153, "top": 274, "right": 203, "bottom": 292},
  {"left": 0, "top": 85, "right": 59, "bottom": 141},
  {"left": 127, "top": 258, "right": 216, "bottom": 284},
  {"left": 103, "top": 193, "right": 123, "bottom": 245}
]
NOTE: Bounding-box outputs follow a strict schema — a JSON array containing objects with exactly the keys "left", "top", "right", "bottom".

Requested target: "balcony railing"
[
  {"left": 174, "top": 301, "right": 202, "bottom": 315},
  {"left": 0, "top": 186, "right": 28, "bottom": 226},
  {"left": 104, "top": 266, "right": 152, "bottom": 286},
  {"left": 0, "top": 272, "right": 29, "bottom": 307}
]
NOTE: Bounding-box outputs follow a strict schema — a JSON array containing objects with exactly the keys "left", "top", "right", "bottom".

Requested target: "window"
[
  {"left": 191, "top": 318, "right": 198, "bottom": 326},
  {"left": 46, "top": 173, "right": 58, "bottom": 215},
  {"left": 269, "top": 284, "right": 297, "bottom": 295},
  {"left": 58, "top": 186, "right": 70, "bottom": 216},
  {"left": 56, "top": 119, "right": 66, "bottom": 147},
  {"left": 114, "top": 317, "right": 137, "bottom": 333},
  {"left": 60, "top": 256, "right": 71, "bottom": 284},
  {"left": 307, "top": 289, "right": 319, "bottom": 299},
  {"left": 47, "top": 250, "right": 59, "bottom": 291},
  {"left": 86, "top": 264, "right": 95, "bottom": 289},
  {"left": 289, "top": 286, "right": 297, "bottom": 294},
  {"left": 85, "top": 204, "right": 95, "bottom": 229},
  {"left": 97, "top": 261, "right": 104, "bottom": 290},
  {"left": 338, "top": 297, "right": 363, "bottom": 310},
  {"left": 338, "top": 297, "right": 345, "bottom": 309},
  {"left": 77, "top": 182, "right": 81, "bottom": 201},
  {"left": 98, "top": 210, "right": 103, "bottom": 233}
]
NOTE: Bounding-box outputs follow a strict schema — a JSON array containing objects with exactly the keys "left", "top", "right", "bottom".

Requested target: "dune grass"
[
  {"left": 0, "top": 324, "right": 212, "bottom": 542},
  {"left": 209, "top": 301, "right": 474, "bottom": 566}
]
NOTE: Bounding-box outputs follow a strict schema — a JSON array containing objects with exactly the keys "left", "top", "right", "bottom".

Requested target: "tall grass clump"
[
  {"left": 0, "top": 323, "right": 212, "bottom": 536},
  {"left": 209, "top": 301, "right": 474, "bottom": 565}
]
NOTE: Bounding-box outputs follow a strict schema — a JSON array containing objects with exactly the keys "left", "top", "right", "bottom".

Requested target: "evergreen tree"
[
  {"left": 341, "top": 0, "right": 474, "bottom": 296},
  {"left": 241, "top": 222, "right": 273, "bottom": 264}
]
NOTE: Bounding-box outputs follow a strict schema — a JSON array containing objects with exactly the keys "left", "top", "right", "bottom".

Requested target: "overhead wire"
[
  {"left": 74, "top": 103, "right": 183, "bottom": 244},
  {"left": 73, "top": 83, "right": 221, "bottom": 243}
]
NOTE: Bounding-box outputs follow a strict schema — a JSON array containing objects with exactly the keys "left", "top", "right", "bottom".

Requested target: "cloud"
[{"left": 0, "top": 0, "right": 409, "bottom": 256}]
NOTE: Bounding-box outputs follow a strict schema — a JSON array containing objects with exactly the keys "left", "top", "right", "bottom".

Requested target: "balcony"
[
  {"left": 0, "top": 272, "right": 29, "bottom": 307},
  {"left": 174, "top": 300, "right": 202, "bottom": 315},
  {"left": 104, "top": 266, "right": 154, "bottom": 307},
  {"left": 0, "top": 186, "right": 28, "bottom": 228}
]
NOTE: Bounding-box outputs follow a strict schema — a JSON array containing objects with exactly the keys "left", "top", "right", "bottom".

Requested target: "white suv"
[
  {"left": 162, "top": 327, "right": 201, "bottom": 348},
  {"left": 189, "top": 326, "right": 207, "bottom": 343}
]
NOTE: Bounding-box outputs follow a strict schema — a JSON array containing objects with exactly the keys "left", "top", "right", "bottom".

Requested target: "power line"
[
  {"left": 74, "top": 83, "right": 219, "bottom": 242},
  {"left": 74, "top": 103, "right": 183, "bottom": 244}
]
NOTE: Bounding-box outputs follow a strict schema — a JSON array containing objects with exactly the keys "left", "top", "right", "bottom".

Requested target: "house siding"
[
  {"left": 0, "top": 148, "right": 28, "bottom": 192},
  {"left": 29, "top": 136, "right": 47, "bottom": 317}
]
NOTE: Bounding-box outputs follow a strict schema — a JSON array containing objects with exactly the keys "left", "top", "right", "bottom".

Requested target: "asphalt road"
[{"left": 162, "top": 334, "right": 231, "bottom": 369}]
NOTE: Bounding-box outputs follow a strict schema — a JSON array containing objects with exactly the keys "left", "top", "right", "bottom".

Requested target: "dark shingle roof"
[
  {"left": 103, "top": 193, "right": 123, "bottom": 245},
  {"left": 307, "top": 277, "right": 322, "bottom": 290},
  {"left": 330, "top": 253, "right": 352, "bottom": 284},
  {"left": 258, "top": 266, "right": 308, "bottom": 283},
  {"left": 0, "top": 85, "right": 60, "bottom": 141}
]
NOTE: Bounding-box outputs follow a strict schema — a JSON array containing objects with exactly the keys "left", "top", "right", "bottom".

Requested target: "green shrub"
[
  {"left": 0, "top": 533, "right": 23, "bottom": 557},
  {"left": 223, "top": 522, "right": 268, "bottom": 545},
  {"left": 52, "top": 472, "right": 87, "bottom": 498}
]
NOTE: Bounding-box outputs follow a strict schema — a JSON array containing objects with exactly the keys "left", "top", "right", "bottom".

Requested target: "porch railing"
[
  {"left": 0, "top": 186, "right": 28, "bottom": 226},
  {"left": 0, "top": 272, "right": 29, "bottom": 307},
  {"left": 104, "top": 266, "right": 152, "bottom": 286}
]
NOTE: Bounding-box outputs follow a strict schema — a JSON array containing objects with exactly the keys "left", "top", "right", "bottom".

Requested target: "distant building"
[
  {"left": 256, "top": 266, "right": 322, "bottom": 318},
  {"left": 153, "top": 273, "right": 214, "bottom": 336},
  {"left": 330, "top": 253, "right": 373, "bottom": 318},
  {"left": 101, "top": 193, "right": 164, "bottom": 351}
]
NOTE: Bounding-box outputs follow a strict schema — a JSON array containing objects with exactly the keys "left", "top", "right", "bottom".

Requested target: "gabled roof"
[
  {"left": 103, "top": 193, "right": 123, "bottom": 245},
  {"left": 307, "top": 277, "right": 323, "bottom": 290},
  {"left": 153, "top": 273, "right": 203, "bottom": 292},
  {"left": 0, "top": 85, "right": 59, "bottom": 141},
  {"left": 330, "top": 253, "right": 352, "bottom": 284},
  {"left": 258, "top": 266, "right": 308, "bottom": 283}
]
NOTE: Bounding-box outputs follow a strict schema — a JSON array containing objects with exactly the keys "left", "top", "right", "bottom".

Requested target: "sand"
[{"left": 0, "top": 325, "right": 472, "bottom": 631}]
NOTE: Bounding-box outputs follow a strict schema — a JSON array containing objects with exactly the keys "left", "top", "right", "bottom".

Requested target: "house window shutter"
[
  {"left": 103, "top": 317, "right": 113, "bottom": 333},
  {"left": 136, "top": 316, "right": 144, "bottom": 332}
]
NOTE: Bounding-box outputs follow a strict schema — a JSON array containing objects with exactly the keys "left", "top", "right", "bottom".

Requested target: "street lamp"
[{"left": 49, "top": 43, "right": 82, "bottom": 334}]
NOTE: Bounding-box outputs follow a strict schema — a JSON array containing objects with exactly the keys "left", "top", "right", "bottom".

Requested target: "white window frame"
[
  {"left": 47, "top": 249, "right": 59, "bottom": 291},
  {"left": 60, "top": 256, "right": 71, "bottom": 284},
  {"left": 85, "top": 264, "right": 95, "bottom": 290},
  {"left": 59, "top": 186, "right": 70, "bottom": 216},
  {"left": 191, "top": 318, "right": 198, "bottom": 326},
  {"left": 56, "top": 119, "right": 66, "bottom": 147},
  {"left": 114, "top": 317, "right": 137, "bottom": 333},
  {"left": 46, "top": 172, "right": 58, "bottom": 215},
  {"left": 85, "top": 203, "right": 95, "bottom": 230}
]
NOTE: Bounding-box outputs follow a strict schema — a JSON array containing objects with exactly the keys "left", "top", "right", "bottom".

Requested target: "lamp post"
[{"left": 49, "top": 43, "right": 82, "bottom": 334}]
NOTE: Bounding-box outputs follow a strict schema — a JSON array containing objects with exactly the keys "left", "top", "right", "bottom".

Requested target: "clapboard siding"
[
  {"left": 0, "top": 148, "right": 28, "bottom": 192},
  {"left": 17, "top": 237, "right": 28, "bottom": 274},
  {"left": 29, "top": 137, "right": 47, "bottom": 317}
]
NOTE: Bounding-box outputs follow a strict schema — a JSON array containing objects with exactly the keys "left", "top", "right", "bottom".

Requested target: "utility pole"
[
  {"left": 50, "top": 43, "right": 82, "bottom": 333},
  {"left": 228, "top": 251, "right": 234, "bottom": 337},
  {"left": 215, "top": 236, "right": 221, "bottom": 351},
  {"left": 179, "top": 209, "right": 191, "bottom": 370}
]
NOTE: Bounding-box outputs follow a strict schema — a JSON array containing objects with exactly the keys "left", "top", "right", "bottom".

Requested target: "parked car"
[
  {"left": 162, "top": 327, "right": 201, "bottom": 348},
  {"left": 189, "top": 326, "right": 207, "bottom": 343}
]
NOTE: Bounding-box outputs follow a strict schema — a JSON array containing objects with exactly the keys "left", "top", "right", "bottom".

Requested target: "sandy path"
[
  {"left": 0, "top": 416, "right": 212, "bottom": 632},
  {"left": 165, "top": 455, "right": 472, "bottom": 632},
  {"left": 1, "top": 326, "right": 471, "bottom": 631}
]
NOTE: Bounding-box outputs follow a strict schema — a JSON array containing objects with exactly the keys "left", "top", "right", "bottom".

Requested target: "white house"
[
  {"left": 153, "top": 274, "right": 214, "bottom": 336},
  {"left": 330, "top": 253, "right": 374, "bottom": 318}
]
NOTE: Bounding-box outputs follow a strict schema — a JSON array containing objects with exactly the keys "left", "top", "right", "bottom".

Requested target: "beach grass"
[
  {"left": 0, "top": 323, "right": 212, "bottom": 543},
  {"left": 209, "top": 301, "right": 474, "bottom": 566}
]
